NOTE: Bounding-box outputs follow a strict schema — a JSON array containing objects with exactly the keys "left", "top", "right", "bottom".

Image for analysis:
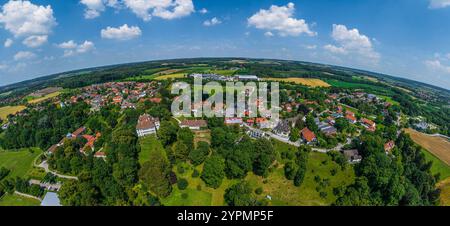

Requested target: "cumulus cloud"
[
  {"left": 58, "top": 40, "right": 95, "bottom": 57},
  {"left": 80, "top": 0, "right": 119, "bottom": 19},
  {"left": 264, "top": 31, "right": 274, "bottom": 37},
  {"left": 0, "top": 0, "right": 56, "bottom": 49},
  {"left": 425, "top": 59, "right": 450, "bottom": 74},
  {"left": 304, "top": 44, "right": 317, "bottom": 50},
  {"left": 22, "top": 35, "right": 48, "bottom": 48},
  {"left": 4, "top": 38, "right": 13, "bottom": 48},
  {"left": 123, "top": 0, "right": 194, "bottom": 21},
  {"left": 247, "top": 2, "right": 316, "bottom": 37},
  {"left": 14, "top": 51, "right": 36, "bottom": 61},
  {"left": 203, "top": 17, "right": 221, "bottom": 26},
  {"left": 101, "top": 24, "right": 142, "bottom": 40},
  {"left": 324, "top": 24, "right": 380, "bottom": 63},
  {"left": 198, "top": 8, "right": 208, "bottom": 14},
  {"left": 429, "top": 0, "right": 450, "bottom": 9}
]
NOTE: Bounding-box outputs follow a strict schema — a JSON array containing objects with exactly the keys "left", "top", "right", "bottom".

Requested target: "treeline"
[{"left": 335, "top": 132, "right": 440, "bottom": 206}]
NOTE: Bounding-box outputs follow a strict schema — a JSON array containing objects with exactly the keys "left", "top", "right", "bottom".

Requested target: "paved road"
[{"left": 35, "top": 160, "right": 78, "bottom": 180}]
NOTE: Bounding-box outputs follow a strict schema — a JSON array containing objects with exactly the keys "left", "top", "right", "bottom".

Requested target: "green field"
[
  {"left": 138, "top": 135, "right": 165, "bottom": 165},
  {"left": 27, "top": 91, "right": 61, "bottom": 104},
  {"left": 421, "top": 149, "right": 450, "bottom": 181},
  {"left": 0, "top": 148, "right": 42, "bottom": 178},
  {"left": 0, "top": 193, "right": 40, "bottom": 206}
]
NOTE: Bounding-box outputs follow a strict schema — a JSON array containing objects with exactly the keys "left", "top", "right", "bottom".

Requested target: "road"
[
  {"left": 35, "top": 160, "right": 78, "bottom": 180},
  {"left": 243, "top": 123, "right": 352, "bottom": 153}
]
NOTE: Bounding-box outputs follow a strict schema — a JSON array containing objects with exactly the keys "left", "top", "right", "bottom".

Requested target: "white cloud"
[
  {"left": 4, "top": 38, "right": 13, "bottom": 48},
  {"left": 203, "top": 17, "right": 221, "bottom": 26},
  {"left": 58, "top": 40, "right": 95, "bottom": 57},
  {"left": 101, "top": 24, "right": 142, "bottom": 40},
  {"left": 264, "top": 31, "right": 274, "bottom": 37},
  {"left": 323, "top": 44, "right": 347, "bottom": 54},
  {"left": 22, "top": 35, "right": 48, "bottom": 48},
  {"left": 0, "top": 63, "right": 7, "bottom": 70},
  {"left": 0, "top": 0, "right": 56, "bottom": 44},
  {"left": 425, "top": 59, "right": 450, "bottom": 74},
  {"left": 429, "top": 0, "right": 450, "bottom": 9},
  {"left": 248, "top": 2, "right": 316, "bottom": 37},
  {"left": 199, "top": 8, "right": 208, "bottom": 14},
  {"left": 123, "top": 0, "right": 194, "bottom": 21},
  {"left": 304, "top": 44, "right": 317, "bottom": 50},
  {"left": 324, "top": 24, "right": 380, "bottom": 63},
  {"left": 14, "top": 51, "right": 36, "bottom": 61},
  {"left": 80, "top": 0, "right": 119, "bottom": 19}
]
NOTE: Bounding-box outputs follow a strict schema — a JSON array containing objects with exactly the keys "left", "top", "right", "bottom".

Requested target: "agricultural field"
[
  {"left": 0, "top": 193, "right": 40, "bottom": 206},
  {"left": 264, "top": 78, "right": 331, "bottom": 87},
  {"left": 154, "top": 73, "right": 187, "bottom": 80},
  {"left": 0, "top": 148, "right": 42, "bottom": 178},
  {"left": 438, "top": 177, "right": 450, "bottom": 206},
  {"left": 405, "top": 128, "right": 450, "bottom": 166},
  {"left": 26, "top": 91, "right": 61, "bottom": 104},
  {"left": 421, "top": 149, "right": 450, "bottom": 181},
  {"left": 0, "top": 105, "right": 26, "bottom": 122}
]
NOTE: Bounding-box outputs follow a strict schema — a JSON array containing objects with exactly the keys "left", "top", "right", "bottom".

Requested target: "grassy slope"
[
  {"left": 421, "top": 149, "right": 450, "bottom": 181},
  {"left": 138, "top": 135, "right": 165, "bottom": 165},
  {"left": 0, "top": 148, "right": 42, "bottom": 178},
  {"left": 0, "top": 193, "right": 40, "bottom": 206}
]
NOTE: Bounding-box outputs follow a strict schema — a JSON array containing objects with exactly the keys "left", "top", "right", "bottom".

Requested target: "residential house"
[
  {"left": 343, "top": 149, "right": 362, "bottom": 164},
  {"left": 225, "top": 117, "right": 243, "bottom": 126},
  {"left": 136, "top": 114, "right": 160, "bottom": 137},
  {"left": 180, "top": 120, "right": 207, "bottom": 130},
  {"left": 384, "top": 140, "right": 395, "bottom": 154},
  {"left": 273, "top": 120, "right": 291, "bottom": 138},
  {"left": 300, "top": 127, "right": 317, "bottom": 144},
  {"left": 361, "top": 118, "right": 376, "bottom": 131}
]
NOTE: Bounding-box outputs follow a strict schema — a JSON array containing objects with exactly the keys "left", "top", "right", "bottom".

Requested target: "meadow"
[
  {"left": 0, "top": 193, "right": 40, "bottom": 206},
  {"left": 264, "top": 78, "right": 331, "bottom": 88},
  {"left": 405, "top": 128, "right": 450, "bottom": 166},
  {"left": 0, "top": 148, "right": 42, "bottom": 178}
]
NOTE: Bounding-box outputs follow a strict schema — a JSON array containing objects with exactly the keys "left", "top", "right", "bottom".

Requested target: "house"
[
  {"left": 235, "top": 75, "right": 259, "bottom": 81},
  {"left": 361, "top": 118, "right": 376, "bottom": 131},
  {"left": 321, "top": 126, "right": 337, "bottom": 137},
  {"left": 69, "top": 127, "right": 86, "bottom": 139},
  {"left": 80, "top": 132, "right": 101, "bottom": 154},
  {"left": 343, "top": 149, "right": 362, "bottom": 163},
  {"left": 94, "top": 151, "right": 107, "bottom": 159},
  {"left": 345, "top": 114, "right": 357, "bottom": 124},
  {"left": 273, "top": 120, "right": 291, "bottom": 138},
  {"left": 300, "top": 127, "right": 316, "bottom": 144},
  {"left": 113, "top": 95, "right": 123, "bottom": 104},
  {"left": 136, "top": 114, "right": 160, "bottom": 137},
  {"left": 121, "top": 101, "right": 136, "bottom": 109},
  {"left": 384, "top": 141, "right": 395, "bottom": 154},
  {"left": 248, "top": 129, "right": 266, "bottom": 139},
  {"left": 180, "top": 120, "right": 207, "bottom": 130},
  {"left": 225, "top": 117, "right": 243, "bottom": 126}
]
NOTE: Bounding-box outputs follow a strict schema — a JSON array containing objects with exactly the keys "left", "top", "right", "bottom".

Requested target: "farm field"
[
  {"left": 264, "top": 78, "right": 331, "bottom": 87},
  {"left": 27, "top": 91, "right": 61, "bottom": 104},
  {"left": 438, "top": 177, "right": 450, "bottom": 206},
  {"left": 0, "top": 105, "right": 26, "bottom": 122},
  {"left": 154, "top": 73, "right": 187, "bottom": 80},
  {"left": 0, "top": 148, "right": 42, "bottom": 178},
  {"left": 405, "top": 128, "right": 450, "bottom": 166},
  {"left": 0, "top": 193, "right": 40, "bottom": 206}
]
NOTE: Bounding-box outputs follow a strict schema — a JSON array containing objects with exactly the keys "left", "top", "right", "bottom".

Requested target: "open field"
[
  {"left": 421, "top": 149, "right": 450, "bottom": 181},
  {"left": 154, "top": 73, "right": 187, "bottom": 80},
  {"left": 0, "top": 105, "right": 27, "bottom": 121},
  {"left": 153, "top": 69, "right": 184, "bottom": 76},
  {"left": 405, "top": 128, "right": 450, "bottom": 166},
  {"left": 0, "top": 193, "right": 40, "bottom": 206},
  {"left": 0, "top": 148, "right": 42, "bottom": 178},
  {"left": 264, "top": 78, "right": 331, "bottom": 87},
  {"left": 438, "top": 177, "right": 450, "bottom": 206},
  {"left": 27, "top": 91, "right": 61, "bottom": 104},
  {"left": 138, "top": 135, "right": 165, "bottom": 165}
]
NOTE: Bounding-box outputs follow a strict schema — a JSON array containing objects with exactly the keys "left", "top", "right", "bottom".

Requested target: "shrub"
[
  {"left": 177, "top": 178, "right": 188, "bottom": 190},
  {"left": 255, "top": 187, "right": 263, "bottom": 195},
  {"left": 191, "top": 169, "right": 200, "bottom": 178}
]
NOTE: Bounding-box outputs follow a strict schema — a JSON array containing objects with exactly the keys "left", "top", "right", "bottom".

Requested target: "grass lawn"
[
  {"left": 421, "top": 149, "right": 450, "bottom": 181},
  {"left": 138, "top": 135, "right": 165, "bottom": 165},
  {"left": 246, "top": 152, "right": 355, "bottom": 206},
  {"left": 0, "top": 193, "right": 40, "bottom": 206},
  {"left": 0, "top": 105, "right": 27, "bottom": 122},
  {"left": 0, "top": 148, "right": 42, "bottom": 178},
  {"left": 27, "top": 91, "right": 61, "bottom": 104}
]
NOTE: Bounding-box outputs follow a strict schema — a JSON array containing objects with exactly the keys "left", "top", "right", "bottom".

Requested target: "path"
[
  {"left": 35, "top": 160, "right": 78, "bottom": 180},
  {"left": 14, "top": 191, "right": 42, "bottom": 202}
]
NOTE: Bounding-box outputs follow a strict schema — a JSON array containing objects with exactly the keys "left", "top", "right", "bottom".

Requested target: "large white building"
[{"left": 136, "top": 114, "right": 160, "bottom": 137}]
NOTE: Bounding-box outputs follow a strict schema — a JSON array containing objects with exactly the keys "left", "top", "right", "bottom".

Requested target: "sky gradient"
[{"left": 1, "top": 0, "right": 450, "bottom": 90}]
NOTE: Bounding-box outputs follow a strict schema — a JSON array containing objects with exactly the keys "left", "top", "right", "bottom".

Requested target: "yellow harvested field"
[
  {"left": 28, "top": 91, "right": 61, "bottom": 104},
  {"left": 154, "top": 73, "right": 187, "bottom": 80},
  {"left": 438, "top": 177, "right": 450, "bottom": 206},
  {"left": 154, "top": 69, "right": 183, "bottom": 76},
  {"left": 264, "top": 78, "right": 331, "bottom": 87},
  {"left": 0, "top": 105, "right": 26, "bottom": 121},
  {"left": 405, "top": 128, "right": 450, "bottom": 166}
]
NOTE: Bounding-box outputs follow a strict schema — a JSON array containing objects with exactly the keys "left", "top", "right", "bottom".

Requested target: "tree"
[
  {"left": 177, "top": 127, "right": 194, "bottom": 149},
  {"left": 189, "top": 141, "right": 210, "bottom": 165},
  {"left": 177, "top": 178, "right": 188, "bottom": 190},
  {"left": 252, "top": 139, "right": 275, "bottom": 177},
  {"left": 157, "top": 121, "right": 179, "bottom": 147},
  {"left": 289, "top": 127, "right": 300, "bottom": 142},
  {"left": 284, "top": 161, "right": 298, "bottom": 180},
  {"left": 226, "top": 149, "right": 252, "bottom": 179},
  {"left": 201, "top": 155, "right": 225, "bottom": 188},
  {"left": 224, "top": 181, "right": 257, "bottom": 206}
]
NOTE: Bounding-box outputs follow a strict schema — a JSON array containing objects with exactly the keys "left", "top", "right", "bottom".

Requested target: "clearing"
[
  {"left": 264, "top": 78, "right": 331, "bottom": 88},
  {"left": 405, "top": 128, "right": 450, "bottom": 166},
  {"left": 0, "top": 105, "right": 26, "bottom": 122},
  {"left": 0, "top": 148, "right": 43, "bottom": 178}
]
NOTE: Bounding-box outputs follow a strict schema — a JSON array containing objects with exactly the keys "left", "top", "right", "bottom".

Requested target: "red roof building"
[
  {"left": 301, "top": 127, "right": 317, "bottom": 143},
  {"left": 384, "top": 141, "right": 395, "bottom": 153}
]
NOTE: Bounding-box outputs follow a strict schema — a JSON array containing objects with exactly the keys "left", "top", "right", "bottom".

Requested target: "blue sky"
[{"left": 1, "top": 0, "right": 450, "bottom": 90}]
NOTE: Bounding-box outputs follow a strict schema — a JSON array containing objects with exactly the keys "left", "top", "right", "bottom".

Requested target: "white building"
[{"left": 136, "top": 114, "right": 160, "bottom": 137}]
